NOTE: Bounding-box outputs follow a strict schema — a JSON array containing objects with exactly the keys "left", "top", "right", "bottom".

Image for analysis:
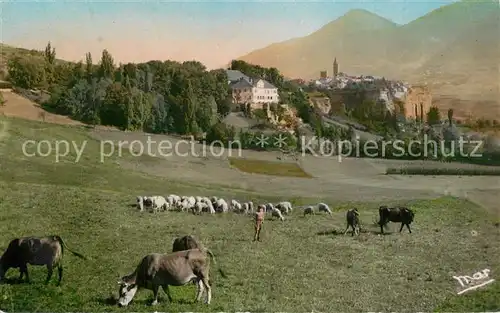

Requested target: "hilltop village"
[{"left": 226, "top": 58, "right": 432, "bottom": 135}]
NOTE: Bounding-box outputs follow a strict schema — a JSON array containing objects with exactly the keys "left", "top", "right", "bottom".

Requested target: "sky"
[{"left": 1, "top": 0, "right": 458, "bottom": 69}]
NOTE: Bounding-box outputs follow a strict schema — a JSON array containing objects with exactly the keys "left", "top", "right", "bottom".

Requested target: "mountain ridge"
[{"left": 237, "top": 0, "right": 500, "bottom": 118}]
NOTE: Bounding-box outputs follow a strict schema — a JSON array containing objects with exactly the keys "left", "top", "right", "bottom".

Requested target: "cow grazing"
[
  {"left": 378, "top": 206, "right": 415, "bottom": 234},
  {"left": 344, "top": 208, "right": 360, "bottom": 236},
  {"left": 172, "top": 235, "right": 202, "bottom": 252},
  {"left": 117, "top": 249, "right": 225, "bottom": 307},
  {"left": 0, "top": 235, "right": 86, "bottom": 285}
]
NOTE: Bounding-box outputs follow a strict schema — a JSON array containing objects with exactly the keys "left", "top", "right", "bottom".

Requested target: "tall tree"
[
  {"left": 447, "top": 108, "right": 454, "bottom": 125},
  {"left": 43, "top": 41, "right": 56, "bottom": 64},
  {"left": 85, "top": 52, "right": 93, "bottom": 81},
  {"left": 420, "top": 103, "right": 424, "bottom": 124},
  {"left": 426, "top": 106, "right": 441, "bottom": 125},
  {"left": 98, "top": 49, "right": 115, "bottom": 79}
]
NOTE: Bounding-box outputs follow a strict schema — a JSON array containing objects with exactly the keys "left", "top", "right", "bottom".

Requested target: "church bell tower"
[{"left": 333, "top": 57, "right": 338, "bottom": 78}]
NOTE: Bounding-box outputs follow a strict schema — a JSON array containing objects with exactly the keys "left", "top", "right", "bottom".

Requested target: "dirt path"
[{"left": 0, "top": 90, "right": 83, "bottom": 125}]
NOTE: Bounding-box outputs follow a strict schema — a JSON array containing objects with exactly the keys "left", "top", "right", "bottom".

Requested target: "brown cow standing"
[
  {"left": 117, "top": 248, "right": 226, "bottom": 307},
  {"left": 0, "top": 235, "right": 86, "bottom": 285}
]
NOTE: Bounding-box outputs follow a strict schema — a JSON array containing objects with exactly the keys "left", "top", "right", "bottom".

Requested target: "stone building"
[{"left": 404, "top": 85, "right": 432, "bottom": 119}]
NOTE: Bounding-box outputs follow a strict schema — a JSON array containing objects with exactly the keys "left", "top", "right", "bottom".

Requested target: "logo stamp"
[{"left": 452, "top": 268, "right": 495, "bottom": 295}]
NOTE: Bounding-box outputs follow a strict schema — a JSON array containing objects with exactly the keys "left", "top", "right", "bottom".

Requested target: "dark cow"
[
  {"left": 344, "top": 208, "right": 360, "bottom": 236},
  {"left": 117, "top": 248, "right": 226, "bottom": 307},
  {"left": 0, "top": 235, "right": 86, "bottom": 285},
  {"left": 172, "top": 235, "right": 202, "bottom": 253},
  {"left": 378, "top": 206, "right": 415, "bottom": 234}
]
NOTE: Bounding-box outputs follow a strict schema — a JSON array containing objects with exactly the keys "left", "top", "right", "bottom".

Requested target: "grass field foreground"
[
  {"left": 0, "top": 117, "right": 499, "bottom": 312},
  {"left": 228, "top": 157, "right": 312, "bottom": 178}
]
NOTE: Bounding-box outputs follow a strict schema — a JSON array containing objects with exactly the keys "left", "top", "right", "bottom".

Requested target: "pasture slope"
[{"left": 0, "top": 115, "right": 499, "bottom": 312}]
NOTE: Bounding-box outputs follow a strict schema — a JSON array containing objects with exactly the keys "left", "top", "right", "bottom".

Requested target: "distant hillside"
[
  {"left": 0, "top": 43, "right": 68, "bottom": 80},
  {"left": 238, "top": 0, "right": 500, "bottom": 118}
]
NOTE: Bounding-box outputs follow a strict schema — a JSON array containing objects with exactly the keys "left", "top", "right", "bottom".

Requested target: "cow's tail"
[
  {"left": 205, "top": 249, "right": 227, "bottom": 278},
  {"left": 54, "top": 236, "right": 87, "bottom": 260}
]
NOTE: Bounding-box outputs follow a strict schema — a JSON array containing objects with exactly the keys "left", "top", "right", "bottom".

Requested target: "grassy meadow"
[
  {"left": 0, "top": 116, "right": 499, "bottom": 312},
  {"left": 228, "top": 157, "right": 312, "bottom": 178}
]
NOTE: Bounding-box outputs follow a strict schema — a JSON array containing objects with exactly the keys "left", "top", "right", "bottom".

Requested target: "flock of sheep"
[
  {"left": 136, "top": 195, "right": 415, "bottom": 236},
  {"left": 136, "top": 195, "right": 334, "bottom": 222}
]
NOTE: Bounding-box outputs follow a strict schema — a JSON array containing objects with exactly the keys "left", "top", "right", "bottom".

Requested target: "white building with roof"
[{"left": 227, "top": 70, "right": 279, "bottom": 108}]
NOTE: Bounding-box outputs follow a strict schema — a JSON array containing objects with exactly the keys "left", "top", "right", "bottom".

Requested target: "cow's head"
[{"left": 117, "top": 276, "right": 138, "bottom": 307}]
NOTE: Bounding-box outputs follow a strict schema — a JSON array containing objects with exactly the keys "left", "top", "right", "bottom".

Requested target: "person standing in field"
[{"left": 253, "top": 206, "right": 265, "bottom": 241}]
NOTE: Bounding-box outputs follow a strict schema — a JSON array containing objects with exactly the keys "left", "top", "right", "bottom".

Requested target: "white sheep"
[
  {"left": 231, "top": 199, "right": 242, "bottom": 212},
  {"left": 177, "top": 199, "right": 194, "bottom": 212},
  {"left": 271, "top": 208, "right": 285, "bottom": 221},
  {"left": 146, "top": 196, "right": 168, "bottom": 213},
  {"left": 248, "top": 201, "right": 254, "bottom": 213},
  {"left": 241, "top": 202, "right": 249, "bottom": 214},
  {"left": 303, "top": 206, "right": 314, "bottom": 216},
  {"left": 210, "top": 196, "right": 218, "bottom": 204},
  {"left": 276, "top": 201, "right": 292, "bottom": 214},
  {"left": 201, "top": 197, "right": 211, "bottom": 205},
  {"left": 136, "top": 196, "right": 144, "bottom": 211},
  {"left": 318, "top": 203, "right": 332, "bottom": 215},
  {"left": 264, "top": 203, "right": 274, "bottom": 213},
  {"left": 167, "top": 194, "right": 181, "bottom": 207},
  {"left": 214, "top": 198, "right": 229, "bottom": 213}
]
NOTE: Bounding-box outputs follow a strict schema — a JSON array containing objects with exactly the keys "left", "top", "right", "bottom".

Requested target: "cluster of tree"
[
  {"left": 463, "top": 117, "right": 500, "bottom": 130},
  {"left": 238, "top": 130, "right": 297, "bottom": 151},
  {"left": 7, "top": 42, "right": 234, "bottom": 136}
]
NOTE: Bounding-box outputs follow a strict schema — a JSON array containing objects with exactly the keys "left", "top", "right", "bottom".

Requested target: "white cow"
[{"left": 318, "top": 203, "right": 332, "bottom": 215}]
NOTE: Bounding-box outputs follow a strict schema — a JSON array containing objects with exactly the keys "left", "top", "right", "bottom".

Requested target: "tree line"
[{"left": 7, "top": 42, "right": 234, "bottom": 138}]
